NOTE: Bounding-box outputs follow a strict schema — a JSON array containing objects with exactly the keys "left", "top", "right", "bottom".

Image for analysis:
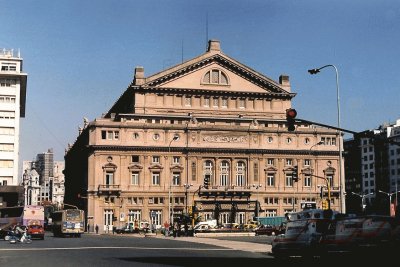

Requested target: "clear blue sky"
[{"left": 1, "top": 0, "right": 400, "bottom": 166}]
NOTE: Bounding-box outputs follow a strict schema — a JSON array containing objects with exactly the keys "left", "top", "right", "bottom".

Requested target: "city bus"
[
  {"left": 51, "top": 209, "right": 85, "bottom": 237},
  {"left": 0, "top": 205, "right": 45, "bottom": 238}
]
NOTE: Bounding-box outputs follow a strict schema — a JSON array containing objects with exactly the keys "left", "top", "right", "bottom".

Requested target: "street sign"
[{"left": 301, "top": 202, "right": 316, "bottom": 210}]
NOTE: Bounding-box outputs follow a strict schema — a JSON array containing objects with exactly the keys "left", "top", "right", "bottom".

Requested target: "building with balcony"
[{"left": 64, "top": 40, "right": 342, "bottom": 232}]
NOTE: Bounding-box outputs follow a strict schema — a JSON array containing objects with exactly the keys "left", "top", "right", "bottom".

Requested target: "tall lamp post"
[
  {"left": 351, "top": 192, "right": 373, "bottom": 213},
  {"left": 252, "top": 184, "right": 262, "bottom": 217},
  {"left": 308, "top": 65, "right": 345, "bottom": 213},
  {"left": 308, "top": 141, "right": 324, "bottom": 199},
  {"left": 168, "top": 135, "right": 180, "bottom": 225},
  {"left": 184, "top": 183, "right": 193, "bottom": 214},
  {"left": 378, "top": 190, "right": 400, "bottom": 216}
]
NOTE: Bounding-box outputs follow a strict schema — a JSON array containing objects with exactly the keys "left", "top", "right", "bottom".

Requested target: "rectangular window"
[
  {"left": 131, "top": 155, "right": 140, "bottom": 163},
  {"left": 0, "top": 160, "right": 13, "bottom": 168},
  {"left": 267, "top": 173, "right": 275, "bottom": 186},
  {"left": 131, "top": 172, "right": 139, "bottom": 185},
  {"left": 213, "top": 97, "right": 219, "bottom": 107},
  {"left": 101, "top": 130, "right": 119, "bottom": 140},
  {"left": 191, "top": 162, "right": 196, "bottom": 181},
  {"left": 185, "top": 96, "right": 192, "bottom": 106},
  {"left": 304, "top": 174, "right": 311, "bottom": 187},
  {"left": 152, "top": 173, "right": 160, "bottom": 185},
  {"left": 0, "top": 127, "right": 14, "bottom": 135},
  {"left": 265, "top": 209, "right": 277, "bottom": 217},
  {"left": 0, "top": 111, "right": 15, "bottom": 119},
  {"left": 286, "top": 173, "right": 293, "bottom": 187},
  {"left": 304, "top": 159, "right": 311, "bottom": 166},
  {"left": 0, "top": 143, "right": 14, "bottom": 152},
  {"left": 105, "top": 171, "right": 114, "bottom": 185},
  {"left": 203, "top": 98, "right": 210, "bottom": 107},
  {"left": 267, "top": 159, "right": 274, "bottom": 165},
  {"left": 172, "top": 172, "right": 181, "bottom": 186},
  {"left": 152, "top": 156, "right": 160, "bottom": 164},
  {"left": 286, "top": 159, "right": 292, "bottom": 166},
  {"left": 254, "top": 163, "right": 259, "bottom": 182},
  {"left": 173, "top": 156, "right": 180, "bottom": 164},
  {"left": 239, "top": 99, "right": 245, "bottom": 109},
  {"left": 221, "top": 98, "right": 228, "bottom": 108}
]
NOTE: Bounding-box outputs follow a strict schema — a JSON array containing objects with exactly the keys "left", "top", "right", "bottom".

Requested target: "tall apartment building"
[
  {"left": 22, "top": 149, "right": 65, "bottom": 207},
  {"left": 0, "top": 49, "right": 27, "bottom": 186},
  {"left": 64, "top": 40, "right": 342, "bottom": 232},
  {"left": 344, "top": 119, "right": 400, "bottom": 215}
]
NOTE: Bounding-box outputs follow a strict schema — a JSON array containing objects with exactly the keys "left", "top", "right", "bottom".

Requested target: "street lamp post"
[
  {"left": 168, "top": 135, "right": 180, "bottom": 225},
  {"left": 184, "top": 183, "right": 193, "bottom": 214},
  {"left": 351, "top": 192, "right": 373, "bottom": 213},
  {"left": 308, "top": 65, "right": 345, "bottom": 213},
  {"left": 253, "top": 184, "right": 262, "bottom": 217},
  {"left": 378, "top": 190, "right": 400, "bottom": 216},
  {"left": 308, "top": 141, "right": 324, "bottom": 199}
]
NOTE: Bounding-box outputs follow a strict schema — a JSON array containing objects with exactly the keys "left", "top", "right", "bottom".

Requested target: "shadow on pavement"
[{"left": 116, "top": 255, "right": 387, "bottom": 267}]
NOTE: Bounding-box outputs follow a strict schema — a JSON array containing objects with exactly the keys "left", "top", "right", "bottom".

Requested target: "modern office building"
[
  {"left": 64, "top": 40, "right": 342, "bottom": 232},
  {"left": 0, "top": 48, "right": 27, "bottom": 207},
  {"left": 0, "top": 48, "right": 27, "bottom": 186},
  {"left": 344, "top": 119, "right": 400, "bottom": 215}
]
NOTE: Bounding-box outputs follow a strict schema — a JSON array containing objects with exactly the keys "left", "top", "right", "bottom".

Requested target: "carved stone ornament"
[{"left": 203, "top": 135, "right": 248, "bottom": 143}]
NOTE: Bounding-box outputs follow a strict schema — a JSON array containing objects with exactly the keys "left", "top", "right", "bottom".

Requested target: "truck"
[{"left": 255, "top": 216, "right": 285, "bottom": 227}]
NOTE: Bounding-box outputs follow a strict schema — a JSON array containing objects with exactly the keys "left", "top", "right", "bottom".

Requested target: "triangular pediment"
[{"left": 139, "top": 47, "right": 291, "bottom": 96}]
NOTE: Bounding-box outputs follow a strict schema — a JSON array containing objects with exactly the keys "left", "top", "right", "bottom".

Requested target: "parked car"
[
  {"left": 255, "top": 224, "right": 285, "bottom": 236},
  {"left": 27, "top": 224, "right": 45, "bottom": 240}
]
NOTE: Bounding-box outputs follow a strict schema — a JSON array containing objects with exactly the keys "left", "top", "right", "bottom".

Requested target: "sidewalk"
[{"left": 154, "top": 235, "right": 271, "bottom": 253}]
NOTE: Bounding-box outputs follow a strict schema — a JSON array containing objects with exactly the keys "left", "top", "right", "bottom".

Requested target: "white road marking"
[{"left": 0, "top": 246, "right": 233, "bottom": 252}]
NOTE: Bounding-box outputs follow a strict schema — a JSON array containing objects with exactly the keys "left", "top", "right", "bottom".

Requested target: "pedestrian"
[
  {"left": 95, "top": 224, "right": 99, "bottom": 234},
  {"left": 87, "top": 223, "right": 90, "bottom": 233},
  {"left": 112, "top": 226, "right": 115, "bottom": 235},
  {"left": 163, "top": 221, "right": 170, "bottom": 237},
  {"left": 173, "top": 222, "right": 179, "bottom": 238}
]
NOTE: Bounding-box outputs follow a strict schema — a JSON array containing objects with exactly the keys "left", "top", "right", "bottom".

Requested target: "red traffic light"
[{"left": 286, "top": 108, "right": 297, "bottom": 119}]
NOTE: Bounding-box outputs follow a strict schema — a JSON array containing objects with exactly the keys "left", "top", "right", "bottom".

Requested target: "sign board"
[
  {"left": 301, "top": 202, "right": 317, "bottom": 210},
  {"left": 120, "top": 213, "right": 126, "bottom": 222}
]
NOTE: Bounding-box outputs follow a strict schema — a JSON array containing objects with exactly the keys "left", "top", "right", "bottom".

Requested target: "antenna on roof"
[
  {"left": 205, "top": 12, "right": 209, "bottom": 50},
  {"left": 181, "top": 39, "right": 184, "bottom": 63}
]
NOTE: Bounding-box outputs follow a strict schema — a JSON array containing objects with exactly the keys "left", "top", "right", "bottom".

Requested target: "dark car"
[
  {"left": 255, "top": 224, "right": 285, "bottom": 236},
  {"left": 27, "top": 224, "right": 45, "bottom": 240}
]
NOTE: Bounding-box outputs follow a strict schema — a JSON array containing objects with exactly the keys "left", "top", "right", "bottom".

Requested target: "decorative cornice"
[{"left": 89, "top": 145, "right": 339, "bottom": 156}]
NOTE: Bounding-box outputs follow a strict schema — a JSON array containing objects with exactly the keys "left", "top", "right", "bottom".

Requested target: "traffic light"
[
  {"left": 286, "top": 108, "right": 297, "bottom": 132},
  {"left": 321, "top": 199, "right": 329, "bottom": 210},
  {"left": 204, "top": 176, "right": 210, "bottom": 189},
  {"left": 292, "top": 166, "right": 299, "bottom": 182}
]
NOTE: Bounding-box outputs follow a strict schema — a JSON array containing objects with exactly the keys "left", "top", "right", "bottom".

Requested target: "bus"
[
  {"left": 0, "top": 206, "right": 45, "bottom": 237},
  {"left": 51, "top": 209, "right": 85, "bottom": 237}
]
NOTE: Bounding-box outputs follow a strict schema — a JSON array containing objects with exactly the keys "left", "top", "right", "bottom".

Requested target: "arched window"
[
  {"left": 236, "top": 161, "right": 246, "bottom": 186},
  {"left": 220, "top": 161, "right": 230, "bottom": 186},
  {"left": 202, "top": 69, "right": 229, "bottom": 85}
]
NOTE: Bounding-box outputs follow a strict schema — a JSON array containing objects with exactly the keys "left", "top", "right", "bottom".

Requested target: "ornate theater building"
[{"left": 64, "top": 40, "right": 341, "bottom": 232}]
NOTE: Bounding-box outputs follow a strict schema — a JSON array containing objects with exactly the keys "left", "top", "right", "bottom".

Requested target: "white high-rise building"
[{"left": 0, "top": 49, "right": 27, "bottom": 186}]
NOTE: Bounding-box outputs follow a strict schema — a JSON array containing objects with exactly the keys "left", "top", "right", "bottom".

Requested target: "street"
[
  {"left": 0, "top": 232, "right": 393, "bottom": 267},
  {"left": 0, "top": 232, "right": 274, "bottom": 267}
]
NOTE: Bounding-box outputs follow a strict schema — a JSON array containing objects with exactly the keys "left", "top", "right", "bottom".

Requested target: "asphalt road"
[
  {"left": 0, "top": 232, "right": 273, "bottom": 267},
  {"left": 0, "top": 232, "right": 389, "bottom": 267}
]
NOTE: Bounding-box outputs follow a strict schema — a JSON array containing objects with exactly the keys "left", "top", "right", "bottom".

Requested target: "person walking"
[
  {"left": 95, "top": 224, "right": 99, "bottom": 234},
  {"left": 173, "top": 222, "right": 179, "bottom": 238}
]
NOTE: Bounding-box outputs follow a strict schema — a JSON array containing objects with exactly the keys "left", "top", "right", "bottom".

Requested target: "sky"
[{"left": 1, "top": 0, "right": 400, "bottom": 168}]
